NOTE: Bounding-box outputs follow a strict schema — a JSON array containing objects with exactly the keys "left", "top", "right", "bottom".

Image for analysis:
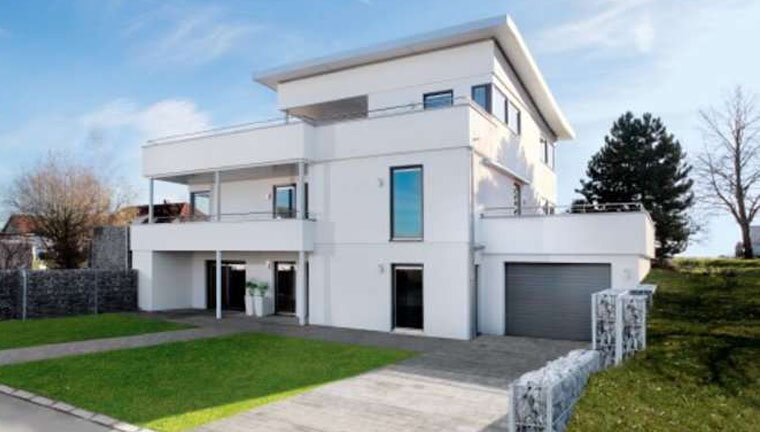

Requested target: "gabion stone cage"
[
  {"left": 592, "top": 288, "right": 648, "bottom": 367},
  {"left": 629, "top": 283, "right": 657, "bottom": 310},
  {"left": 509, "top": 349, "right": 601, "bottom": 432}
]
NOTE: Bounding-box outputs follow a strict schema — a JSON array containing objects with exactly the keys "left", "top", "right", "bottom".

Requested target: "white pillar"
[
  {"left": 148, "top": 178, "right": 154, "bottom": 224},
  {"left": 215, "top": 250, "right": 222, "bottom": 320},
  {"left": 297, "top": 162, "right": 305, "bottom": 219},
  {"left": 214, "top": 171, "right": 221, "bottom": 222},
  {"left": 297, "top": 251, "right": 307, "bottom": 325}
]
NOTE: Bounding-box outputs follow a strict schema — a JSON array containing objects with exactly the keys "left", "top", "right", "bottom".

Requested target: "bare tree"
[
  {"left": 4, "top": 153, "right": 130, "bottom": 268},
  {"left": 696, "top": 87, "right": 760, "bottom": 258},
  {"left": 0, "top": 235, "right": 32, "bottom": 269}
]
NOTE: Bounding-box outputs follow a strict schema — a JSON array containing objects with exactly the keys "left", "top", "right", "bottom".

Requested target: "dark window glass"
[
  {"left": 540, "top": 138, "right": 548, "bottom": 164},
  {"left": 423, "top": 91, "right": 453, "bottom": 109},
  {"left": 472, "top": 84, "right": 491, "bottom": 112},
  {"left": 190, "top": 191, "right": 210, "bottom": 221},
  {"left": 273, "top": 185, "right": 295, "bottom": 218},
  {"left": 391, "top": 166, "right": 423, "bottom": 239},
  {"left": 393, "top": 265, "right": 423, "bottom": 329},
  {"left": 513, "top": 184, "right": 522, "bottom": 215}
]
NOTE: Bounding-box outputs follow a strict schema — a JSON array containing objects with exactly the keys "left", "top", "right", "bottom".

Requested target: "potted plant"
[{"left": 245, "top": 279, "right": 272, "bottom": 317}]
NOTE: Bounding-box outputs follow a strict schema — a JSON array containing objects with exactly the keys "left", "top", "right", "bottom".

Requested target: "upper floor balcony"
[{"left": 141, "top": 96, "right": 511, "bottom": 180}]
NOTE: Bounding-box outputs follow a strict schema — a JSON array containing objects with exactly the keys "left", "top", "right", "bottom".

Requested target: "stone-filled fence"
[
  {"left": 0, "top": 269, "right": 137, "bottom": 320},
  {"left": 591, "top": 288, "right": 649, "bottom": 368}
]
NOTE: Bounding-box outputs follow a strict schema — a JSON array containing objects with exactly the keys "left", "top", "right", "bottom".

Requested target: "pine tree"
[{"left": 577, "top": 112, "right": 695, "bottom": 259}]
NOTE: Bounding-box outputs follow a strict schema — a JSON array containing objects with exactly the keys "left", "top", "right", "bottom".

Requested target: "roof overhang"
[{"left": 253, "top": 15, "right": 574, "bottom": 140}]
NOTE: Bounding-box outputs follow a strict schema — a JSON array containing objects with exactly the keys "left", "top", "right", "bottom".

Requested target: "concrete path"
[
  {"left": 169, "top": 312, "right": 586, "bottom": 432},
  {"left": 0, "top": 392, "right": 109, "bottom": 432},
  {"left": 0, "top": 327, "right": 240, "bottom": 366}
]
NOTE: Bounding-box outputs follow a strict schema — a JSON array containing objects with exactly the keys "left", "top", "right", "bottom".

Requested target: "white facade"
[{"left": 131, "top": 16, "right": 654, "bottom": 340}]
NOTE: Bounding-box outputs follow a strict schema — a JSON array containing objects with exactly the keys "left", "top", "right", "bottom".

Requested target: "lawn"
[
  {"left": 0, "top": 313, "right": 192, "bottom": 350},
  {"left": 570, "top": 258, "right": 759, "bottom": 431},
  {"left": 0, "top": 332, "right": 414, "bottom": 431}
]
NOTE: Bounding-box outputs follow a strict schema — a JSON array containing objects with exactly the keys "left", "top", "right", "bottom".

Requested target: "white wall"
[{"left": 133, "top": 251, "right": 194, "bottom": 311}]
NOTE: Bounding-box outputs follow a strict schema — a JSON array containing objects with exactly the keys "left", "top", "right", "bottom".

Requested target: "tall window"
[
  {"left": 190, "top": 191, "right": 210, "bottom": 221},
  {"left": 540, "top": 138, "right": 555, "bottom": 169},
  {"left": 507, "top": 100, "right": 521, "bottom": 134},
  {"left": 423, "top": 90, "right": 453, "bottom": 109},
  {"left": 391, "top": 166, "right": 423, "bottom": 240},
  {"left": 513, "top": 183, "right": 522, "bottom": 215},
  {"left": 273, "top": 184, "right": 296, "bottom": 219},
  {"left": 472, "top": 84, "right": 491, "bottom": 112}
]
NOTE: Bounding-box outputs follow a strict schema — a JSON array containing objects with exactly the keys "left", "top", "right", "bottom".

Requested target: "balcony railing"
[
  {"left": 481, "top": 202, "right": 645, "bottom": 218},
  {"left": 148, "top": 210, "right": 313, "bottom": 224},
  {"left": 144, "top": 96, "right": 474, "bottom": 147}
]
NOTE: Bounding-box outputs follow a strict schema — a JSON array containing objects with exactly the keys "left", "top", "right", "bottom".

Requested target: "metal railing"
[
  {"left": 482, "top": 202, "right": 645, "bottom": 218},
  {"left": 144, "top": 96, "right": 474, "bottom": 146},
  {"left": 147, "top": 210, "right": 312, "bottom": 224}
]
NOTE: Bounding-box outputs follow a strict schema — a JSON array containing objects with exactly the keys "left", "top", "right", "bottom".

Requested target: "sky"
[{"left": 0, "top": 0, "right": 760, "bottom": 256}]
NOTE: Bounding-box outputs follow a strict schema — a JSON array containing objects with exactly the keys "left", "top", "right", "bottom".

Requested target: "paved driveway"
[
  {"left": 183, "top": 320, "right": 584, "bottom": 432},
  {"left": 0, "top": 393, "right": 109, "bottom": 432}
]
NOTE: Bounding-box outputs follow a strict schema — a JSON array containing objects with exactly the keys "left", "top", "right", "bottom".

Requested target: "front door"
[
  {"left": 206, "top": 261, "right": 246, "bottom": 311},
  {"left": 393, "top": 265, "right": 423, "bottom": 330},
  {"left": 275, "top": 262, "right": 296, "bottom": 314}
]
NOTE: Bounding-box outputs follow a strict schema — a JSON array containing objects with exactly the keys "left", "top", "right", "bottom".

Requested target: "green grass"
[
  {"left": 569, "top": 258, "right": 759, "bottom": 431},
  {"left": 0, "top": 313, "right": 192, "bottom": 350},
  {"left": 0, "top": 333, "right": 414, "bottom": 431}
]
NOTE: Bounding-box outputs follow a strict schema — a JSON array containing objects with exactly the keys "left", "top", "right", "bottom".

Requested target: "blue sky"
[{"left": 0, "top": 0, "right": 759, "bottom": 256}]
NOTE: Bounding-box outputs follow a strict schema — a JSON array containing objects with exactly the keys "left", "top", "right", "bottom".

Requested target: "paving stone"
[
  {"left": 71, "top": 408, "right": 96, "bottom": 419},
  {"left": 52, "top": 400, "right": 76, "bottom": 412},
  {"left": 12, "top": 389, "right": 35, "bottom": 400},
  {"left": 30, "top": 395, "right": 55, "bottom": 406},
  {"left": 92, "top": 413, "right": 119, "bottom": 426},
  {"left": 112, "top": 423, "right": 141, "bottom": 432}
]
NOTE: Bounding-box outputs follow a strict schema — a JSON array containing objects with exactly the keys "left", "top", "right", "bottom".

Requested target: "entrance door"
[
  {"left": 393, "top": 265, "right": 423, "bottom": 330},
  {"left": 275, "top": 262, "right": 296, "bottom": 314},
  {"left": 206, "top": 261, "right": 247, "bottom": 311}
]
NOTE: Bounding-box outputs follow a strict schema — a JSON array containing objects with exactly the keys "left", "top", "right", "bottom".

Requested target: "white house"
[{"left": 131, "top": 15, "right": 654, "bottom": 341}]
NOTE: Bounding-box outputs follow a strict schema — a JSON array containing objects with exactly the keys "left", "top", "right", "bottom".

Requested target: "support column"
[
  {"left": 215, "top": 250, "right": 222, "bottom": 320},
  {"left": 297, "top": 162, "right": 305, "bottom": 219},
  {"left": 148, "top": 178, "right": 154, "bottom": 224},
  {"left": 297, "top": 251, "right": 307, "bottom": 325},
  {"left": 214, "top": 171, "right": 221, "bottom": 222}
]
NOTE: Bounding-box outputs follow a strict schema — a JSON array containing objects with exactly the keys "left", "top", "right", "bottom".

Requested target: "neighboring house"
[
  {"left": 121, "top": 201, "right": 193, "bottom": 224},
  {"left": 0, "top": 214, "right": 47, "bottom": 269},
  {"left": 131, "top": 16, "right": 654, "bottom": 341}
]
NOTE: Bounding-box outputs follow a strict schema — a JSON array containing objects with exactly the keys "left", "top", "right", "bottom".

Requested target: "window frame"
[
  {"left": 422, "top": 90, "right": 454, "bottom": 110},
  {"left": 272, "top": 183, "right": 297, "bottom": 219},
  {"left": 190, "top": 190, "right": 211, "bottom": 221},
  {"left": 513, "top": 183, "right": 522, "bottom": 215},
  {"left": 389, "top": 165, "right": 424, "bottom": 241},
  {"left": 471, "top": 84, "right": 492, "bottom": 112}
]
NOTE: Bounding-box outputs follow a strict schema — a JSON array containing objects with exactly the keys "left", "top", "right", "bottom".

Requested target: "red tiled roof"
[{"left": 1, "top": 214, "right": 38, "bottom": 235}]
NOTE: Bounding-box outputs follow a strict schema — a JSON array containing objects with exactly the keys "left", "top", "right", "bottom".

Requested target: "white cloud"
[
  {"left": 126, "top": 6, "right": 261, "bottom": 66},
  {"left": 533, "top": 0, "right": 657, "bottom": 55}
]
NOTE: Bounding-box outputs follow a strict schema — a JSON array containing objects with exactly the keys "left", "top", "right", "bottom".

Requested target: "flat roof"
[{"left": 253, "top": 15, "right": 574, "bottom": 140}]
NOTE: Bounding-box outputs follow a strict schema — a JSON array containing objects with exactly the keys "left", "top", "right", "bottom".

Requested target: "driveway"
[
  {"left": 0, "top": 393, "right": 109, "bottom": 432},
  {"left": 179, "top": 317, "right": 585, "bottom": 432}
]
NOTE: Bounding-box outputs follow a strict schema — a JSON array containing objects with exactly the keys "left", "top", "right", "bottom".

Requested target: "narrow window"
[
  {"left": 513, "top": 183, "right": 522, "bottom": 215},
  {"left": 508, "top": 101, "right": 521, "bottom": 134},
  {"left": 540, "top": 138, "right": 548, "bottom": 165},
  {"left": 423, "top": 90, "right": 453, "bottom": 109},
  {"left": 390, "top": 166, "right": 423, "bottom": 240},
  {"left": 548, "top": 142, "right": 556, "bottom": 169},
  {"left": 190, "top": 191, "right": 210, "bottom": 221},
  {"left": 273, "top": 184, "right": 296, "bottom": 219},
  {"left": 472, "top": 84, "right": 491, "bottom": 112},
  {"left": 491, "top": 86, "right": 506, "bottom": 121}
]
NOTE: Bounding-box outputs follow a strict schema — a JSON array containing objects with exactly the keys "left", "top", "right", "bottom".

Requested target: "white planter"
[
  {"left": 244, "top": 293, "right": 255, "bottom": 316},
  {"left": 254, "top": 296, "right": 274, "bottom": 317}
]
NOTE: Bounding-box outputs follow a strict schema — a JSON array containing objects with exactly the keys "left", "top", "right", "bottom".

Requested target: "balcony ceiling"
[{"left": 156, "top": 162, "right": 298, "bottom": 185}]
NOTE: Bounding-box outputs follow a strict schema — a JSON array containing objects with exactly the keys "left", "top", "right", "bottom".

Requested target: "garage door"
[{"left": 505, "top": 263, "right": 611, "bottom": 341}]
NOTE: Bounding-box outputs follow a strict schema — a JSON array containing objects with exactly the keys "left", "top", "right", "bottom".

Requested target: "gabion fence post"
[{"left": 21, "top": 269, "right": 28, "bottom": 321}]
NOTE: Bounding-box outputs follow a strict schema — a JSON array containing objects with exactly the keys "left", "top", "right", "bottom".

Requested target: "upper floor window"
[
  {"left": 540, "top": 138, "right": 555, "bottom": 169},
  {"left": 423, "top": 90, "right": 453, "bottom": 109},
  {"left": 472, "top": 84, "right": 491, "bottom": 112},
  {"left": 273, "top": 184, "right": 296, "bottom": 219},
  {"left": 391, "top": 166, "right": 423, "bottom": 240},
  {"left": 512, "top": 183, "right": 522, "bottom": 215},
  {"left": 507, "top": 100, "right": 521, "bottom": 134},
  {"left": 190, "top": 191, "right": 210, "bottom": 221}
]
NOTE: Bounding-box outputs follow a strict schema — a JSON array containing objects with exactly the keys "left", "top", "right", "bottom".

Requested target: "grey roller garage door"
[{"left": 505, "top": 263, "right": 611, "bottom": 341}]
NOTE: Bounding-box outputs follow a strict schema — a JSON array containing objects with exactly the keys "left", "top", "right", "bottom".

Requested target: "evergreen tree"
[{"left": 577, "top": 112, "right": 695, "bottom": 259}]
